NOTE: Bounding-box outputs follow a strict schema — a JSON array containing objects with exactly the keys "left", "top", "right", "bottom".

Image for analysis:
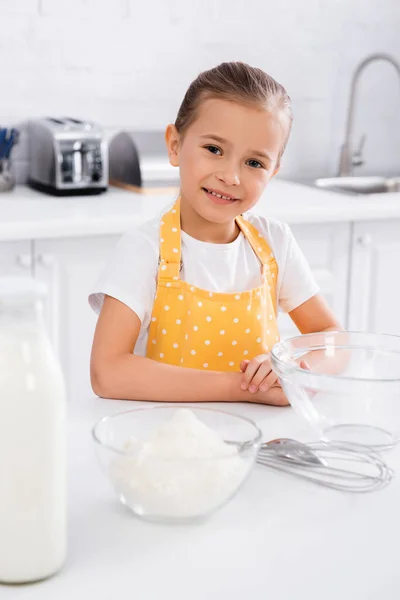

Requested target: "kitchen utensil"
[
  {"left": 0, "top": 128, "right": 18, "bottom": 159},
  {"left": 0, "top": 129, "right": 7, "bottom": 158},
  {"left": 260, "top": 438, "right": 327, "bottom": 466},
  {"left": 257, "top": 441, "right": 393, "bottom": 492},
  {"left": 271, "top": 331, "right": 400, "bottom": 450},
  {"left": 92, "top": 406, "right": 262, "bottom": 523},
  {"left": 2, "top": 128, "right": 18, "bottom": 159},
  {"left": 0, "top": 128, "right": 19, "bottom": 191},
  {"left": 0, "top": 128, "right": 19, "bottom": 196},
  {"left": 0, "top": 159, "right": 14, "bottom": 192}
]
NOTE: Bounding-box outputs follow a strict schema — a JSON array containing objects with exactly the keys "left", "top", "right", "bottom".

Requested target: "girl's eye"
[
  {"left": 247, "top": 159, "right": 264, "bottom": 169},
  {"left": 205, "top": 145, "right": 222, "bottom": 155}
]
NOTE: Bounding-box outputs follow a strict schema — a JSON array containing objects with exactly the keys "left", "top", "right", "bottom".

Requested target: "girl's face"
[{"left": 166, "top": 97, "right": 286, "bottom": 226}]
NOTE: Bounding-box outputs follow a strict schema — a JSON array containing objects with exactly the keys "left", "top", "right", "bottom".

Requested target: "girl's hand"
[
  {"left": 249, "top": 379, "right": 289, "bottom": 406},
  {"left": 240, "top": 354, "right": 311, "bottom": 394},
  {"left": 240, "top": 353, "right": 278, "bottom": 393}
]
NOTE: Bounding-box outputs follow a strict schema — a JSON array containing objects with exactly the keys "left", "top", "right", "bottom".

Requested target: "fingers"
[
  {"left": 258, "top": 369, "right": 279, "bottom": 392},
  {"left": 240, "top": 354, "right": 267, "bottom": 391},
  {"left": 248, "top": 382, "right": 290, "bottom": 407},
  {"left": 240, "top": 360, "right": 249, "bottom": 372},
  {"left": 241, "top": 354, "right": 277, "bottom": 393}
]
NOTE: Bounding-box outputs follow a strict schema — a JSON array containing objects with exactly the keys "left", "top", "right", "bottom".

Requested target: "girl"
[{"left": 89, "top": 62, "right": 341, "bottom": 405}]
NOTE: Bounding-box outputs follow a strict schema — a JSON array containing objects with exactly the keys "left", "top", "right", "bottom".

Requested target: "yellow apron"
[{"left": 146, "top": 198, "right": 280, "bottom": 372}]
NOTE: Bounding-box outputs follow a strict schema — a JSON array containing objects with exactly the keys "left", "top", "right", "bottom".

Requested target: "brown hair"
[{"left": 174, "top": 61, "right": 293, "bottom": 165}]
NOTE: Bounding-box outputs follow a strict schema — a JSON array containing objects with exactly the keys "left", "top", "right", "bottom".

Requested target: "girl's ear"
[{"left": 165, "top": 124, "right": 180, "bottom": 167}]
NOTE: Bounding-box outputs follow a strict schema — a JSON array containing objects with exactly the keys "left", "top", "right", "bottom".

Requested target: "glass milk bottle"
[{"left": 0, "top": 276, "right": 66, "bottom": 583}]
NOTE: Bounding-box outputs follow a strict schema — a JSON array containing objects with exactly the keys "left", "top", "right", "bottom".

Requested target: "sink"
[{"left": 315, "top": 176, "right": 400, "bottom": 195}]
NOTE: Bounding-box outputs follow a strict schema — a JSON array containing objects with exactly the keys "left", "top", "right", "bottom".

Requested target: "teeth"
[{"left": 207, "top": 189, "right": 233, "bottom": 201}]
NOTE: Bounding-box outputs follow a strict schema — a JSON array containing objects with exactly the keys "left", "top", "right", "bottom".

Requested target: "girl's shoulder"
[
  {"left": 122, "top": 212, "right": 162, "bottom": 240},
  {"left": 89, "top": 211, "right": 166, "bottom": 319},
  {"left": 116, "top": 211, "right": 165, "bottom": 257},
  {"left": 242, "top": 212, "right": 293, "bottom": 253},
  {"left": 100, "top": 211, "right": 166, "bottom": 286}
]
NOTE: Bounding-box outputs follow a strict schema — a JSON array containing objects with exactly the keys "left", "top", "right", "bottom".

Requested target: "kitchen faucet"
[{"left": 338, "top": 53, "right": 400, "bottom": 177}]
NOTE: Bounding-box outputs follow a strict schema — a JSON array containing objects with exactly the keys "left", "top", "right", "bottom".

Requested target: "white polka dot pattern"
[{"left": 146, "top": 197, "right": 280, "bottom": 372}]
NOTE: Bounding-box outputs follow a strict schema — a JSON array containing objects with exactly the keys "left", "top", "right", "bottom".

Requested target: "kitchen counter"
[
  {"left": 3, "top": 397, "right": 400, "bottom": 600},
  {"left": 1, "top": 180, "right": 400, "bottom": 241}
]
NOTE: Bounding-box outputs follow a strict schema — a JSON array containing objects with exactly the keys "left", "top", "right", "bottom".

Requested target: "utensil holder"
[{"left": 0, "top": 159, "right": 14, "bottom": 192}]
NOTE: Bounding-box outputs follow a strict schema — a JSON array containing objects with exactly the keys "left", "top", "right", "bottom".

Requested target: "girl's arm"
[
  {"left": 288, "top": 293, "right": 348, "bottom": 375},
  {"left": 288, "top": 293, "right": 343, "bottom": 334},
  {"left": 90, "top": 295, "right": 288, "bottom": 405}
]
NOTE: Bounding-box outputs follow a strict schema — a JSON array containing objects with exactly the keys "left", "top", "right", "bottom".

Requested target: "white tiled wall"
[{"left": 1, "top": 0, "right": 400, "bottom": 181}]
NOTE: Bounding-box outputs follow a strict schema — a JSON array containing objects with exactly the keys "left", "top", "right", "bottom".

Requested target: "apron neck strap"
[
  {"left": 157, "top": 198, "right": 182, "bottom": 281},
  {"left": 157, "top": 200, "right": 277, "bottom": 282},
  {"left": 235, "top": 215, "right": 275, "bottom": 266}
]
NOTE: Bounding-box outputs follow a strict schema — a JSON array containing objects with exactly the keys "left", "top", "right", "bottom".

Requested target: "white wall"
[{"left": 1, "top": 0, "right": 400, "bottom": 182}]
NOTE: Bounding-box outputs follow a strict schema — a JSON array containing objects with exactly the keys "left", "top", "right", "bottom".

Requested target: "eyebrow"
[{"left": 200, "top": 134, "right": 273, "bottom": 162}]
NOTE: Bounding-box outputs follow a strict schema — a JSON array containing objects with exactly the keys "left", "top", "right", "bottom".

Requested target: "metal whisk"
[{"left": 257, "top": 440, "right": 393, "bottom": 493}]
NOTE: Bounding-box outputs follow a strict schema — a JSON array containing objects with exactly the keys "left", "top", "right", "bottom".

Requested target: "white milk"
[{"left": 0, "top": 277, "right": 66, "bottom": 583}]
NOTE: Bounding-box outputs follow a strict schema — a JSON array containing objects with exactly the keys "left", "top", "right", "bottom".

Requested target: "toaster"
[
  {"left": 108, "top": 130, "right": 179, "bottom": 193},
  {"left": 28, "top": 117, "right": 108, "bottom": 195}
]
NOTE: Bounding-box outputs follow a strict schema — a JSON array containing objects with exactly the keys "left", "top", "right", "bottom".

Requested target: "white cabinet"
[
  {"left": 33, "top": 236, "right": 120, "bottom": 402},
  {"left": 348, "top": 220, "right": 400, "bottom": 335},
  {"left": 0, "top": 240, "right": 33, "bottom": 276},
  {"left": 277, "top": 222, "right": 351, "bottom": 339}
]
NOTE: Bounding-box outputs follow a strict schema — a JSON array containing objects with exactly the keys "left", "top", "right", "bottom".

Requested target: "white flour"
[{"left": 109, "top": 409, "right": 250, "bottom": 519}]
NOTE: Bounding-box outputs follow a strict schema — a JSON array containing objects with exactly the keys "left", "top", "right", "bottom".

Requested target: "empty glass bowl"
[
  {"left": 271, "top": 331, "right": 400, "bottom": 450},
  {"left": 92, "top": 406, "right": 261, "bottom": 523}
]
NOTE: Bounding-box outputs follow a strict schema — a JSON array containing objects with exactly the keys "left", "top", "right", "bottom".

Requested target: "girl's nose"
[{"left": 216, "top": 167, "right": 240, "bottom": 187}]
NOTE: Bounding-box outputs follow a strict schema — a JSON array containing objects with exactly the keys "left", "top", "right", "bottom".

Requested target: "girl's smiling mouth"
[{"left": 202, "top": 187, "right": 240, "bottom": 204}]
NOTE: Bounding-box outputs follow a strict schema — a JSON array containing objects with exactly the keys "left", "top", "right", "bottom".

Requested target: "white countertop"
[
  {"left": 1, "top": 180, "right": 400, "bottom": 241},
  {"left": 3, "top": 397, "right": 399, "bottom": 600}
]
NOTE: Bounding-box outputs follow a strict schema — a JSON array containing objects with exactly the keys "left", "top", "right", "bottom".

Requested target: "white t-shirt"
[{"left": 89, "top": 210, "right": 319, "bottom": 356}]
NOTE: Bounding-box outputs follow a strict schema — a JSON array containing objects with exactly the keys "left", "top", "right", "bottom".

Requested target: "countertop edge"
[{"left": 1, "top": 182, "right": 399, "bottom": 241}]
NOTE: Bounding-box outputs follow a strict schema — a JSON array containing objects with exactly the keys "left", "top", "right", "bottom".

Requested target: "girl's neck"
[{"left": 179, "top": 199, "right": 240, "bottom": 244}]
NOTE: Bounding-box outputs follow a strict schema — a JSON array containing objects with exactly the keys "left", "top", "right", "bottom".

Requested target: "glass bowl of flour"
[{"left": 92, "top": 406, "right": 262, "bottom": 523}]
